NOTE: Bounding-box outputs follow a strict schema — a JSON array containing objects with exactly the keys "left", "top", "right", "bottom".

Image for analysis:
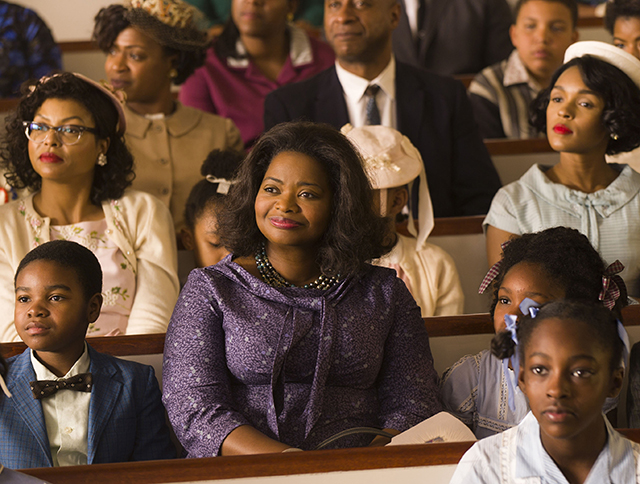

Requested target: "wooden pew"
[
  {"left": 425, "top": 301, "right": 640, "bottom": 337},
  {"left": 15, "top": 429, "right": 640, "bottom": 484},
  {"left": 484, "top": 137, "right": 559, "bottom": 185},
  {"left": 1, "top": 304, "right": 636, "bottom": 358},
  {"left": 19, "top": 442, "right": 473, "bottom": 484}
]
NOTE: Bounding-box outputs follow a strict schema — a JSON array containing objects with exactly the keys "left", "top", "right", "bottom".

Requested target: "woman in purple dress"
[{"left": 162, "top": 122, "right": 442, "bottom": 456}]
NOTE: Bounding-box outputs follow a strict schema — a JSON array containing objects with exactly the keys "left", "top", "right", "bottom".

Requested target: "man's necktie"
[
  {"left": 30, "top": 373, "right": 93, "bottom": 399},
  {"left": 365, "top": 84, "right": 381, "bottom": 125}
]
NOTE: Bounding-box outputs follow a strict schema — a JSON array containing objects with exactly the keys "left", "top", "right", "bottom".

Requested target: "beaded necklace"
[{"left": 255, "top": 244, "right": 340, "bottom": 290}]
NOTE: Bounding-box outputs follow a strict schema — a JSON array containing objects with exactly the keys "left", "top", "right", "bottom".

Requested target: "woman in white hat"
[
  {"left": 485, "top": 41, "right": 640, "bottom": 296},
  {"left": 342, "top": 124, "right": 464, "bottom": 317}
]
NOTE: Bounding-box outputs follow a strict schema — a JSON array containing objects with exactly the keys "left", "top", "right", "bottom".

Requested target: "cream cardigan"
[{"left": 0, "top": 190, "right": 179, "bottom": 342}]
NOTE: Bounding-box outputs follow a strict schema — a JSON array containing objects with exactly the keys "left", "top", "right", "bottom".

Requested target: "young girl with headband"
[
  {"left": 450, "top": 299, "right": 636, "bottom": 483},
  {"left": 441, "top": 227, "right": 627, "bottom": 439},
  {"left": 181, "top": 149, "right": 242, "bottom": 268}
]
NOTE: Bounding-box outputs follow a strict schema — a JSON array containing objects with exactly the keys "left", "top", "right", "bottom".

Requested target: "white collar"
[
  {"left": 335, "top": 56, "right": 396, "bottom": 103},
  {"left": 31, "top": 342, "right": 90, "bottom": 380},
  {"left": 504, "top": 50, "right": 544, "bottom": 92},
  {"left": 227, "top": 24, "right": 314, "bottom": 69}
]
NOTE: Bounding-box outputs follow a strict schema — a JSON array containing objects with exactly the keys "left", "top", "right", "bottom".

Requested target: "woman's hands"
[{"left": 221, "top": 425, "right": 297, "bottom": 456}]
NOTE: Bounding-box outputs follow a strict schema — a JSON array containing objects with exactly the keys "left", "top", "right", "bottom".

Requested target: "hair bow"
[
  {"left": 205, "top": 175, "right": 236, "bottom": 194},
  {"left": 478, "top": 240, "right": 513, "bottom": 294},
  {"left": 503, "top": 297, "right": 541, "bottom": 412},
  {"left": 600, "top": 260, "right": 626, "bottom": 310}
]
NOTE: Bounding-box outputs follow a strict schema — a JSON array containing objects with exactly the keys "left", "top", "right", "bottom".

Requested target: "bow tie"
[{"left": 30, "top": 373, "right": 93, "bottom": 399}]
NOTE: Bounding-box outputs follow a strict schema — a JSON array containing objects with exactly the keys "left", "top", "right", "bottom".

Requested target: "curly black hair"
[
  {"left": 605, "top": 0, "right": 640, "bottom": 34},
  {"left": 184, "top": 148, "right": 244, "bottom": 230},
  {"left": 0, "top": 73, "right": 134, "bottom": 205},
  {"left": 15, "top": 240, "right": 103, "bottom": 300},
  {"left": 515, "top": 299, "right": 624, "bottom": 372},
  {"left": 530, "top": 55, "right": 640, "bottom": 155},
  {"left": 93, "top": 4, "right": 207, "bottom": 85},
  {"left": 217, "top": 122, "right": 394, "bottom": 277},
  {"left": 514, "top": 0, "right": 578, "bottom": 28},
  {"left": 489, "top": 227, "right": 628, "bottom": 360}
]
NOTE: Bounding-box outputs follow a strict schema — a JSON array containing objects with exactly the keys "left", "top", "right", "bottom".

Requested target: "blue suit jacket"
[
  {"left": 263, "top": 62, "right": 502, "bottom": 218},
  {"left": 0, "top": 345, "right": 176, "bottom": 469}
]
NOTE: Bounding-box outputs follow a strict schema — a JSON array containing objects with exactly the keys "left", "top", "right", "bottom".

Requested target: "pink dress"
[{"left": 50, "top": 219, "right": 136, "bottom": 336}]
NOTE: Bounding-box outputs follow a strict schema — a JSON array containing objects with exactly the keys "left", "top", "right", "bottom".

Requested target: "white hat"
[
  {"left": 564, "top": 41, "right": 640, "bottom": 91},
  {"left": 341, "top": 124, "right": 434, "bottom": 249}
]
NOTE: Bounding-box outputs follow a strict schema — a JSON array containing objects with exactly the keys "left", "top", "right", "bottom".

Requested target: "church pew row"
[
  {"left": 3, "top": 305, "right": 639, "bottom": 359},
  {"left": 4, "top": 306, "right": 640, "bottom": 483},
  {"left": 16, "top": 429, "right": 640, "bottom": 484}
]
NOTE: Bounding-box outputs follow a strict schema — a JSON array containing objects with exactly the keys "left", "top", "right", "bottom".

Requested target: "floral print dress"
[{"left": 50, "top": 219, "right": 136, "bottom": 336}]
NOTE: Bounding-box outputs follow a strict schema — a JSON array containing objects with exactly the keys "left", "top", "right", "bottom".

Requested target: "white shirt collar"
[
  {"left": 504, "top": 50, "right": 544, "bottom": 93},
  {"left": 31, "top": 342, "right": 90, "bottom": 380},
  {"left": 228, "top": 24, "right": 314, "bottom": 69},
  {"left": 335, "top": 55, "right": 396, "bottom": 103}
]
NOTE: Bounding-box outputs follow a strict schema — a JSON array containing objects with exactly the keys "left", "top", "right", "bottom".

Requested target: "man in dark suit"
[
  {"left": 392, "top": 0, "right": 513, "bottom": 76},
  {"left": 264, "top": 0, "right": 502, "bottom": 217}
]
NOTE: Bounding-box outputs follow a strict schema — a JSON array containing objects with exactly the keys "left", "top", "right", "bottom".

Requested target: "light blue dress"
[
  {"left": 441, "top": 350, "right": 528, "bottom": 439},
  {"left": 484, "top": 164, "right": 640, "bottom": 295}
]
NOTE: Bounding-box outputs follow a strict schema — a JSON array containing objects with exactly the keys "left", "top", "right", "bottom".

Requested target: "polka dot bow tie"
[{"left": 30, "top": 373, "right": 93, "bottom": 399}]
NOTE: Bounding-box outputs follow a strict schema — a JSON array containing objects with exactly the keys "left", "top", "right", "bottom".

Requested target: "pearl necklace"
[{"left": 255, "top": 245, "right": 340, "bottom": 290}]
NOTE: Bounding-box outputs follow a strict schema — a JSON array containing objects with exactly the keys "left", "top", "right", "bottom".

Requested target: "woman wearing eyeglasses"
[{"left": 0, "top": 72, "right": 179, "bottom": 342}]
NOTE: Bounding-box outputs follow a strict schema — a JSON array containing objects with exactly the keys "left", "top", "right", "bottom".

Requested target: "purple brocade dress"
[{"left": 162, "top": 256, "right": 442, "bottom": 456}]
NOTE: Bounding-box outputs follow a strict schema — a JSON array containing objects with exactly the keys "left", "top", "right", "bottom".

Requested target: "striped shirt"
[
  {"left": 484, "top": 164, "right": 640, "bottom": 296},
  {"left": 469, "top": 50, "right": 543, "bottom": 139}
]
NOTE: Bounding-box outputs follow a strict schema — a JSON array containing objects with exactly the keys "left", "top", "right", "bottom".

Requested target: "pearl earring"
[
  {"left": 611, "top": 133, "right": 619, "bottom": 141},
  {"left": 97, "top": 153, "right": 108, "bottom": 166}
]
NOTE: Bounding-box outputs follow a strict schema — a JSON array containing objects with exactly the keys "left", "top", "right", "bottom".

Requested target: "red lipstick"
[
  {"left": 553, "top": 124, "right": 573, "bottom": 135},
  {"left": 39, "top": 153, "right": 62, "bottom": 163},
  {"left": 270, "top": 217, "right": 302, "bottom": 229}
]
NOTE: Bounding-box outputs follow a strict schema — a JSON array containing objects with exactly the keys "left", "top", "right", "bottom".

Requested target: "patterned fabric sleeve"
[
  {"left": 162, "top": 270, "right": 251, "bottom": 457},
  {"left": 376, "top": 278, "right": 443, "bottom": 431},
  {"left": 441, "top": 352, "right": 483, "bottom": 432}
]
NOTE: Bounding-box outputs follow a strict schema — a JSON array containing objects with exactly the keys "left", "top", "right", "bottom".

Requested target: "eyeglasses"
[{"left": 23, "top": 121, "right": 99, "bottom": 146}]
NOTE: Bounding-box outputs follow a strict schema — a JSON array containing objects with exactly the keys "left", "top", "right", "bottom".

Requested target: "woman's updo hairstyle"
[
  {"left": 0, "top": 72, "right": 134, "bottom": 205},
  {"left": 489, "top": 227, "right": 628, "bottom": 359},
  {"left": 184, "top": 149, "right": 243, "bottom": 231},
  {"left": 217, "top": 121, "right": 393, "bottom": 277},
  {"left": 530, "top": 55, "right": 640, "bottom": 155},
  {"left": 516, "top": 299, "right": 624, "bottom": 371}
]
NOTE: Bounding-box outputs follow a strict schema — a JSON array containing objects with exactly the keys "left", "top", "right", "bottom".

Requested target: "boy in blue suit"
[{"left": 0, "top": 240, "right": 175, "bottom": 468}]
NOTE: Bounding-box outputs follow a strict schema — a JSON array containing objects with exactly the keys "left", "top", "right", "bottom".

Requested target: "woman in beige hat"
[
  {"left": 343, "top": 124, "right": 464, "bottom": 317},
  {"left": 93, "top": 0, "right": 243, "bottom": 232}
]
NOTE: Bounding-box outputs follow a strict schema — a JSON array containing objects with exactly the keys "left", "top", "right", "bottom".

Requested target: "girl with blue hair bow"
[
  {"left": 441, "top": 227, "right": 627, "bottom": 439},
  {"left": 451, "top": 298, "right": 635, "bottom": 484}
]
